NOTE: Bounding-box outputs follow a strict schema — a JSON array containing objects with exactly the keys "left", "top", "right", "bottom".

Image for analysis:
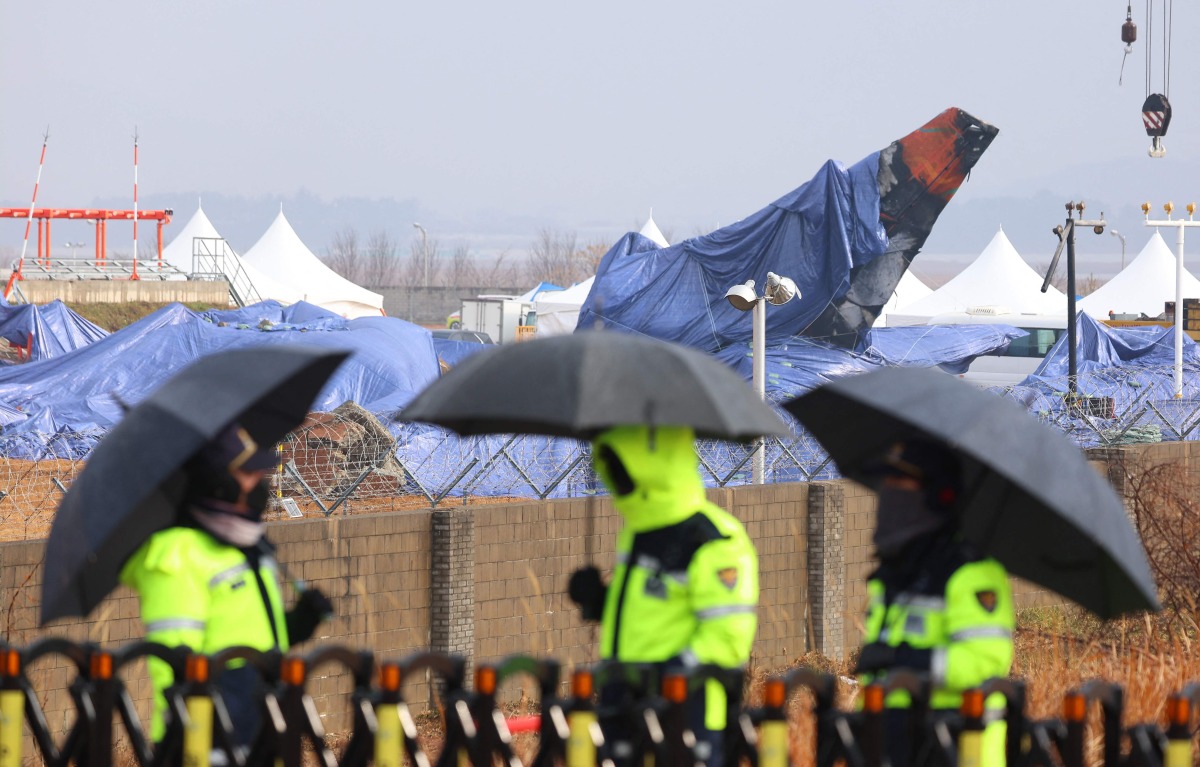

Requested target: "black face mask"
[
  {"left": 873, "top": 486, "right": 948, "bottom": 560},
  {"left": 187, "top": 463, "right": 269, "bottom": 519}
]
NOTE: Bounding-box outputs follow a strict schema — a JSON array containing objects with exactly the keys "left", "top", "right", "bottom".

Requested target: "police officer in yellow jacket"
[
  {"left": 568, "top": 425, "right": 758, "bottom": 767},
  {"left": 120, "top": 422, "right": 332, "bottom": 749},
  {"left": 855, "top": 440, "right": 1014, "bottom": 767}
]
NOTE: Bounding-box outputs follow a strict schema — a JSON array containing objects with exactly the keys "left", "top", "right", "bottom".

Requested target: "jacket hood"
[{"left": 592, "top": 425, "right": 705, "bottom": 531}]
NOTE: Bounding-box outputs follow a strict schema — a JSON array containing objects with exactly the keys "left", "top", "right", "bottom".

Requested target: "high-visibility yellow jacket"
[
  {"left": 120, "top": 526, "right": 289, "bottom": 741},
  {"left": 593, "top": 426, "right": 759, "bottom": 731},
  {"left": 861, "top": 552, "right": 1013, "bottom": 767}
]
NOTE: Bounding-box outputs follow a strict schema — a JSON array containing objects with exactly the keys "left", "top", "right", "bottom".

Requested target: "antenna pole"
[
  {"left": 14, "top": 129, "right": 50, "bottom": 285},
  {"left": 131, "top": 129, "right": 140, "bottom": 281}
]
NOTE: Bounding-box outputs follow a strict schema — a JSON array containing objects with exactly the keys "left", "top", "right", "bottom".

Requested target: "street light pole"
[
  {"left": 412, "top": 222, "right": 429, "bottom": 287},
  {"left": 1142, "top": 201, "right": 1200, "bottom": 398},
  {"left": 724, "top": 272, "right": 799, "bottom": 485}
]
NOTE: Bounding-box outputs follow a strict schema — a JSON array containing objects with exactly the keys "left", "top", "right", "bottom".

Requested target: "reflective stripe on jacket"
[{"left": 120, "top": 526, "right": 289, "bottom": 740}]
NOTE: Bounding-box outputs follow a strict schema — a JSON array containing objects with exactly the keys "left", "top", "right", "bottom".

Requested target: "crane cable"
[{"left": 1143, "top": 0, "right": 1173, "bottom": 97}]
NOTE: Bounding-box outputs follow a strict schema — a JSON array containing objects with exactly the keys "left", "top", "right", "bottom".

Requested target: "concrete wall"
[
  {"left": 10, "top": 437, "right": 1181, "bottom": 742},
  {"left": 18, "top": 278, "right": 230, "bottom": 305}
]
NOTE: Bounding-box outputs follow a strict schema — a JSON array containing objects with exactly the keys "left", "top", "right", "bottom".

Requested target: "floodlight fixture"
[
  {"left": 724, "top": 280, "right": 757, "bottom": 312},
  {"left": 764, "top": 272, "right": 799, "bottom": 306}
]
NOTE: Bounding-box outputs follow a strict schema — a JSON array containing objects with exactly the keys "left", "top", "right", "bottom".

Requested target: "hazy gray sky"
[{"left": 2, "top": 2, "right": 1197, "bottom": 264}]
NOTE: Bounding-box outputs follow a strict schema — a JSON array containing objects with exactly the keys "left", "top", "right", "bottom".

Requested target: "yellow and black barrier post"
[
  {"left": 182, "top": 653, "right": 214, "bottom": 767},
  {"left": 1164, "top": 683, "right": 1200, "bottom": 767},
  {"left": 0, "top": 649, "right": 23, "bottom": 767},
  {"left": 565, "top": 668, "right": 603, "bottom": 767},
  {"left": 957, "top": 689, "right": 985, "bottom": 767},
  {"left": 372, "top": 662, "right": 407, "bottom": 767},
  {"left": 756, "top": 677, "right": 789, "bottom": 767},
  {"left": 758, "top": 676, "right": 787, "bottom": 767}
]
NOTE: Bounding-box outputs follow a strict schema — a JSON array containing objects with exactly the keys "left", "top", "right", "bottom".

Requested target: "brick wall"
[{"left": 6, "top": 438, "right": 1181, "bottom": 745}]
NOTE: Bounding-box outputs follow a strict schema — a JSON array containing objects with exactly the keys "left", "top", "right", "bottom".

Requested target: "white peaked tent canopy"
[
  {"left": 157, "top": 203, "right": 222, "bottom": 274},
  {"left": 887, "top": 228, "right": 1066, "bottom": 325},
  {"left": 535, "top": 276, "right": 596, "bottom": 336},
  {"left": 873, "top": 270, "right": 933, "bottom": 327},
  {"left": 158, "top": 204, "right": 304, "bottom": 305},
  {"left": 639, "top": 212, "right": 670, "bottom": 248},
  {"left": 1078, "top": 231, "right": 1200, "bottom": 318},
  {"left": 536, "top": 214, "right": 671, "bottom": 336},
  {"left": 241, "top": 210, "right": 384, "bottom": 319}
]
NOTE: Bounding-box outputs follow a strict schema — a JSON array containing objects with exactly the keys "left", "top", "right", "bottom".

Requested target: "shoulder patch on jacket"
[
  {"left": 976, "top": 590, "right": 998, "bottom": 613},
  {"left": 717, "top": 567, "right": 739, "bottom": 591}
]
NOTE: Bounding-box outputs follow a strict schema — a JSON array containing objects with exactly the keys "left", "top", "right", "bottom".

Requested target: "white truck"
[{"left": 459, "top": 295, "right": 533, "bottom": 344}]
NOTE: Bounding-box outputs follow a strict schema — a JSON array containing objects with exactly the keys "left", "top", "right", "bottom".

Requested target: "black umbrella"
[
  {"left": 783, "top": 367, "right": 1159, "bottom": 619},
  {"left": 400, "top": 331, "right": 790, "bottom": 441},
  {"left": 41, "top": 345, "right": 350, "bottom": 626}
]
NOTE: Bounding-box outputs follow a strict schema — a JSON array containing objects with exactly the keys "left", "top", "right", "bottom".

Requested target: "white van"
[{"left": 926, "top": 308, "right": 1067, "bottom": 388}]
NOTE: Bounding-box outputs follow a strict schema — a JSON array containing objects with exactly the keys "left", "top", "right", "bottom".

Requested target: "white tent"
[
  {"left": 241, "top": 210, "right": 385, "bottom": 319},
  {"left": 535, "top": 214, "right": 671, "bottom": 336},
  {"left": 873, "top": 270, "right": 933, "bottom": 327},
  {"left": 886, "top": 228, "right": 1066, "bottom": 325},
  {"left": 157, "top": 203, "right": 304, "bottom": 307},
  {"left": 534, "top": 276, "right": 595, "bottom": 336},
  {"left": 156, "top": 202, "right": 222, "bottom": 275},
  {"left": 639, "top": 212, "right": 670, "bottom": 248},
  {"left": 1078, "top": 231, "right": 1200, "bottom": 319}
]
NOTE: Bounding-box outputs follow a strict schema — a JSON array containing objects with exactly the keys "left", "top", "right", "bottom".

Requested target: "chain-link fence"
[{"left": 3, "top": 365, "right": 1199, "bottom": 540}]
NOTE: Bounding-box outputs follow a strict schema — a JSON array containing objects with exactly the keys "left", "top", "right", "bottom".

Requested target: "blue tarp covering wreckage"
[
  {"left": 8, "top": 107, "right": 1136, "bottom": 493},
  {"left": 0, "top": 301, "right": 440, "bottom": 458},
  {"left": 0, "top": 298, "right": 108, "bottom": 362},
  {"left": 577, "top": 107, "right": 1000, "bottom": 351}
]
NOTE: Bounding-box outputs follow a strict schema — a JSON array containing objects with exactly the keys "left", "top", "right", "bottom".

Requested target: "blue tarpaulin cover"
[
  {"left": 577, "top": 108, "right": 1000, "bottom": 351},
  {"left": 0, "top": 301, "right": 440, "bottom": 458},
  {"left": 577, "top": 156, "right": 886, "bottom": 353},
  {"left": 0, "top": 299, "right": 108, "bottom": 361}
]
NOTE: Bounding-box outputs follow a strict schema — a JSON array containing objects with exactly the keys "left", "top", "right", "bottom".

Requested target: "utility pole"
[{"left": 1042, "top": 201, "right": 1107, "bottom": 400}]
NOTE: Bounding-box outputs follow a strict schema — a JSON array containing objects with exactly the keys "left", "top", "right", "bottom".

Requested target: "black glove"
[
  {"left": 286, "top": 587, "right": 333, "bottom": 644},
  {"left": 854, "top": 642, "right": 897, "bottom": 674},
  {"left": 567, "top": 566, "right": 607, "bottom": 622}
]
